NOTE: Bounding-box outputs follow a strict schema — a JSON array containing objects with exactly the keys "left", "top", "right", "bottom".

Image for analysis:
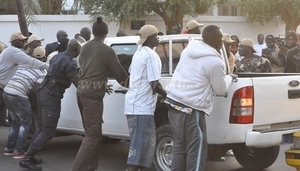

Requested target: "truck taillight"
[{"left": 229, "top": 86, "right": 254, "bottom": 124}]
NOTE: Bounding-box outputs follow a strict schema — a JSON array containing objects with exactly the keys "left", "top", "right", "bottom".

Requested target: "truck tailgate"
[{"left": 252, "top": 75, "right": 300, "bottom": 126}]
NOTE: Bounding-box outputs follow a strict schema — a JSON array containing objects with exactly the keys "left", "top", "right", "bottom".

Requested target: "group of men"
[
  {"left": 1, "top": 17, "right": 299, "bottom": 171},
  {"left": 232, "top": 31, "right": 300, "bottom": 74}
]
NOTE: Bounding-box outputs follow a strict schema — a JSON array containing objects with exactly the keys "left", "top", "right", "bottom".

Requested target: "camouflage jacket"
[{"left": 235, "top": 55, "right": 273, "bottom": 73}]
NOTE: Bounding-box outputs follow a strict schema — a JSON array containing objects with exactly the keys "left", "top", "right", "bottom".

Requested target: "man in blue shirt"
[{"left": 19, "top": 39, "right": 81, "bottom": 171}]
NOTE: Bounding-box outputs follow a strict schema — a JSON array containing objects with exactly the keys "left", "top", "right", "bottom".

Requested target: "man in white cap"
[
  {"left": 235, "top": 38, "right": 272, "bottom": 73},
  {"left": 124, "top": 24, "right": 167, "bottom": 171},
  {"left": 3, "top": 45, "right": 47, "bottom": 160},
  {"left": 25, "top": 35, "right": 44, "bottom": 57},
  {"left": 223, "top": 33, "right": 235, "bottom": 73},
  {"left": 186, "top": 20, "right": 204, "bottom": 34},
  {"left": 0, "top": 33, "right": 48, "bottom": 136}
]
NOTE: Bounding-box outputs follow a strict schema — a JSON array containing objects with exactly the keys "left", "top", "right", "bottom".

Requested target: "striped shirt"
[{"left": 4, "top": 65, "right": 47, "bottom": 98}]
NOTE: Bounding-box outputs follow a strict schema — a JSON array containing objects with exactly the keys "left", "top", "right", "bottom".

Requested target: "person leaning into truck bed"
[
  {"left": 235, "top": 38, "right": 273, "bottom": 73},
  {"left": 0, "top": 32, "right": 49, "bottom": 128},
  {"left": 3, "top": 46, "right": 47, "bottom": 160},
  {"left": 71, "top": 17, "right": 129, "bottom": 171},
  {"left": 19, "top": 39, "right": 81, "bottom": 171},
  {"left": 165, "top": 25, "right": 237, "bottom": 171},
  {"left": 124, "top": 25, "right": 167, "bottom": 171}
]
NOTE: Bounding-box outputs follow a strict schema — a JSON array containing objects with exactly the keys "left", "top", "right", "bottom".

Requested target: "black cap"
[{"left": 92, "top": 17, "right": 108, "bottom": 37}]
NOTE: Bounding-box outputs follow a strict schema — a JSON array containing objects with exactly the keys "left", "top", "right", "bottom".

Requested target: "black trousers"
[
  {"left": 168, "top": 105, "right": 207, "bottom": 171},
  {"left": 30, "top": 86, "right": 61, "bottom": 151}
]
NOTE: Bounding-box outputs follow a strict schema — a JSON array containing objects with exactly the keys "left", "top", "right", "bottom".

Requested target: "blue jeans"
[
  {"left": 126, "top": 115, "right": 156, "bottom": 168},
  {"left": 3, "top": 92, "right": 32, "bottom": 154}
]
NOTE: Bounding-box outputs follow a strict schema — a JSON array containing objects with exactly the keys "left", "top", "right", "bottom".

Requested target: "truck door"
[{"left": 102, "top": 43, "right": 137, "bottom": 138}]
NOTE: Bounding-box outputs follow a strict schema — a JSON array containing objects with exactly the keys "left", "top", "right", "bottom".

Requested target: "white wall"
[
  {"left": 0, "top": 14, "right": 298, "bottom": 47},
  {"left": 0, "top": 15, "right": 119, "bottom": 46}
]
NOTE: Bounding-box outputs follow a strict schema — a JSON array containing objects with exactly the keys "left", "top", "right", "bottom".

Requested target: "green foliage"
[
  {"left": 236, "top": 0, "right": 300, "bottom": 30},
  {"left": 73, "top": 0, "right": 224, "bottom": 30},
  {"left": 0, "top": 0, "right": 17, "bottom": 14}
]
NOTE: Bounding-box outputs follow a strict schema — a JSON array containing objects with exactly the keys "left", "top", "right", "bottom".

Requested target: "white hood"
[
  {"left": 166, "top": 39, "right": 232, "bottom": 114},
  {"left": 187, "top": 40, "right": 222, "bottom": 59}
]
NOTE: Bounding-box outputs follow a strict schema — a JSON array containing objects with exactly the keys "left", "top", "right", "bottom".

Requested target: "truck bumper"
[{"left": 246, "top": 129, "right": 300, "bottom": 148}]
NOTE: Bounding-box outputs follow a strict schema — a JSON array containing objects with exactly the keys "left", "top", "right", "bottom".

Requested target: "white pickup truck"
[{"left": 55, "top": 34, "right": 300, "bottom": 171}]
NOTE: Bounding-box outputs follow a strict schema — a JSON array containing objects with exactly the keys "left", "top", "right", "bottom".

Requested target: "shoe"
[
  {"left": 4, "top": 148, "right": 14, "bottom": 155},
  {"left": 13, "top": 153, "right": 25, "bottom": 159},
  {"left": 19, "top": 147, "right": 42, "bottom": 171},
  {"left": 32, "top": 156, "right": 43, "bottom": 164}
]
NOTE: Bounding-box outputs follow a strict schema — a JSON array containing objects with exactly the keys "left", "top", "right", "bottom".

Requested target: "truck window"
[
  {"left": 156, "top": 42, "right": 188, "bottom": 74},
  {"left": 110, "top": 44, "right": 138, "bottom": 76}
]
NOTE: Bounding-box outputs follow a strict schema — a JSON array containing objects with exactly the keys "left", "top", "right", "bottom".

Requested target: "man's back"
[
  {"left": 77, "top": 39, "right": 128, "bottom": 99},
  {"left": 4, "top": 66, "right": 46, "bottom": 98},
  {"left": 167, "top": 40, "right": 232, "bottom": 114}
]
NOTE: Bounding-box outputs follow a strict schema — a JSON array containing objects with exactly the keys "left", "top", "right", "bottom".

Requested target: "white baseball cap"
[
  {"left": 186, "top": 20, "right": 204, "bottom": 31},
  {"left": 33, "top": 46, "right": 46, "bottom": 59},
  {"left": 137, "top": 25, "right": 158, "bottom": 45},
  {"left": 27, "top": 35, "right": 44, "bottom": 44}
]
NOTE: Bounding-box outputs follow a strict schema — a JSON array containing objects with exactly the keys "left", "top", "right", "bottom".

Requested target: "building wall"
[{"left": 0, "top": 14, "right": 298, "bottom": 47}]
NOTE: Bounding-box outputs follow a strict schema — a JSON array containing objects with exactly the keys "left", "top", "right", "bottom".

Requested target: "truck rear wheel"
[
  {"left": 233, "top": 145, "right": 280, "bottom": 170},
  {"left": 153, "top": 125, "right": 173, "bottom": 171}
]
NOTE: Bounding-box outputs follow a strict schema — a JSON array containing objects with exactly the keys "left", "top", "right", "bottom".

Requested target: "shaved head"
[
  {"left": 80, "top": 27, "right": 91, "bottom": 41},
  {"left": 67, "top": 39, "right": 81, "bottom": 58},
  {"left": 202, "top": 25, "right": 223, "bottom": 51}
]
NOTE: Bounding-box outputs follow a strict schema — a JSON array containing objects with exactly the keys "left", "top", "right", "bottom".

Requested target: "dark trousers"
[
  {"left": 0, "top": 88, "right": 7, "bottom": 125},
  {"left": 71, "top": 97, "right": 103, "bottom": 171},
  {"left": 30, "top": 87, "right": 61, "bottom": 151},
  {"left": 168, "top": 106, "right": 207, "bottom": 171}
]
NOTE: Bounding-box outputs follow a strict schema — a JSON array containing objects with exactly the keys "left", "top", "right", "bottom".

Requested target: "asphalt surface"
[{"left": 0, "top": 126, "right": 296, "bottom": 171}]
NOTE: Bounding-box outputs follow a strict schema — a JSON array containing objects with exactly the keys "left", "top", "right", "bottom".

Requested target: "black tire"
[
  {"left": 153, "top": 125, "right": 173, "bottom": 171},
  {"left": 233, "top": 145, "right": 280, "bottom": 170}
]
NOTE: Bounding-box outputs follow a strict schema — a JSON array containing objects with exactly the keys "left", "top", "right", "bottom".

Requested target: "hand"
[
  {"left": 229, "top": 74, "right": 238, "bottom": 79},
  {"left": 106, "top": 84, "right": 113, "bottom": 95}
]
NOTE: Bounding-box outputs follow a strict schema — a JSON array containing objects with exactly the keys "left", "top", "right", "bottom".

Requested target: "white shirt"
[
  {"left": 124, "top": 46, "right": 162, "bottom": 115},
  {"left": 254, "top": 43, "right": 267, "bottom": 56}
]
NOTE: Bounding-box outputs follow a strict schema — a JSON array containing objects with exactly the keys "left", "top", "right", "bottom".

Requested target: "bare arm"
[
  {"left": 150, "top": 80, "right": 167, "bottom": 98},
  {"left": 70, "top": 75, "right": 79, "bottom": 88}
]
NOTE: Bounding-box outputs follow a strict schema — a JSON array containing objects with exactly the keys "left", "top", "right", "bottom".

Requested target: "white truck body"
[{"left": 56, "top": 34, "right": 300, "bottom": 170}]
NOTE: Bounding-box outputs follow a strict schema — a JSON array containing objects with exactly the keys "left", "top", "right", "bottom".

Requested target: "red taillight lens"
[{"left": 229, "top": 86, "right": 254, "bottom": 124}]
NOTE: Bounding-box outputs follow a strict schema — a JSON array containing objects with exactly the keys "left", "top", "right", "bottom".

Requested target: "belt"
[{"left": 164, "top": 99, "right": 194, "bottom": 114}]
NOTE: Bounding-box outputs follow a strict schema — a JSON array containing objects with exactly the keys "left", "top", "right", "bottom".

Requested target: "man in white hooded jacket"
[{"left": 165, "top": 25, "right": 237, "bottom": 171}]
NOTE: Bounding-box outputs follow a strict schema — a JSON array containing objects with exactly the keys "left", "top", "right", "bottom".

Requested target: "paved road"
[{"left": 0, "top": 127, "right": 296, "bottom": 171}]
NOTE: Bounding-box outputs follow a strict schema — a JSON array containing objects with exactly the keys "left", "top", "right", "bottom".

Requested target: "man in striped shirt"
[{"left": 2, "top": 46, "right": 47, "bottom": 160}]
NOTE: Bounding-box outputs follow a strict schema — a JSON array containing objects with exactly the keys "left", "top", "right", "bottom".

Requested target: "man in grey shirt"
[
  {"left": 0, "top": 32, "right": 48, "bottom": 89},
  {"left": 0, "top": 32, "right": 49, "bottom": 135}
]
